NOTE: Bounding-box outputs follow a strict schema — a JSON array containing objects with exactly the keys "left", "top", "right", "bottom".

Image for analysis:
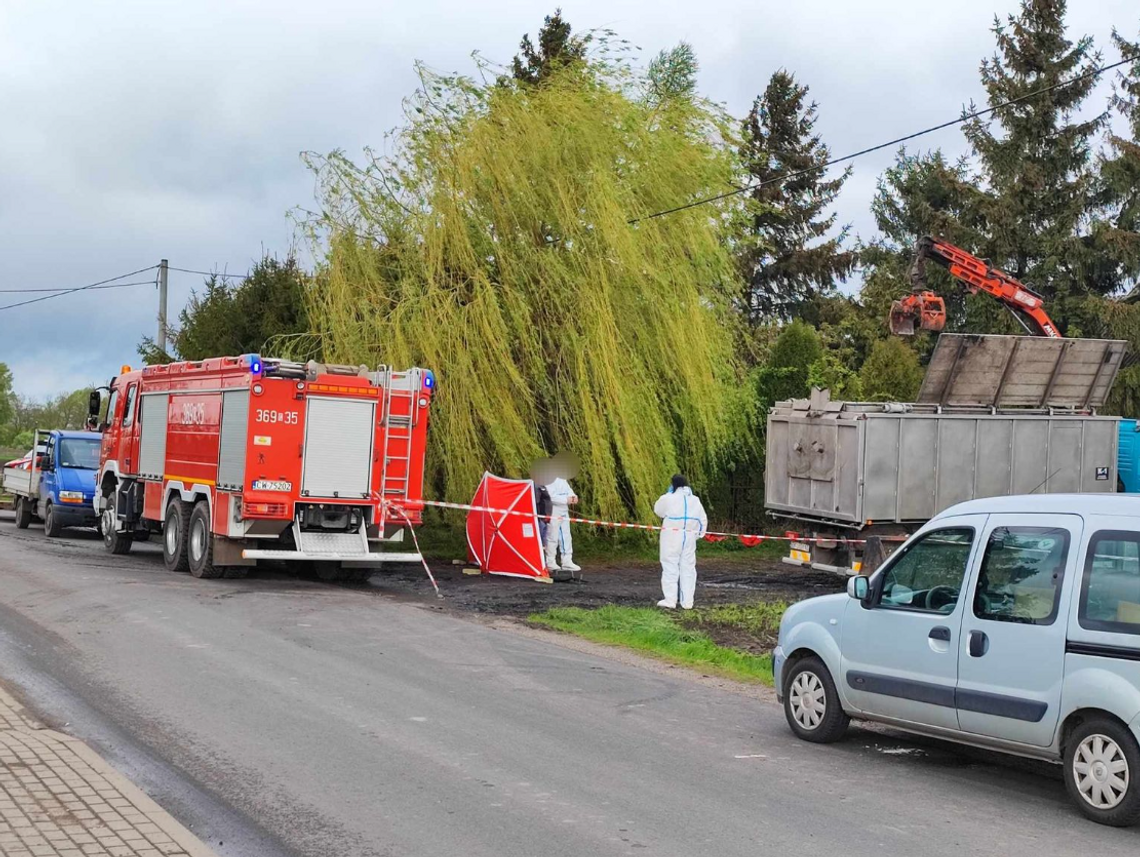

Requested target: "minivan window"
[
  {"left": 974, "top": 527, "right": 1070, "bottom": 625},
  {"left": 1079, "top": 530, "right": 1140, "bottom": 636},
  {"left": 877, "top": 527, "right": 974, "bottom": 614}
]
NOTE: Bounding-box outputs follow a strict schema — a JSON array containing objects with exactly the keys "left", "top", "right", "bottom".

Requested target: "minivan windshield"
[{"left": 58, "top": 438, "right": 101, "bottom": 470}]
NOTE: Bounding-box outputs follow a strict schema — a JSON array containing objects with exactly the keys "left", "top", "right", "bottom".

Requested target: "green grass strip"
[
  {"left": 529, "top": 605, "right": 774, "bottom": 685},
  {"left": 680, "top": 601, "right": 787, "bottom": 640}
]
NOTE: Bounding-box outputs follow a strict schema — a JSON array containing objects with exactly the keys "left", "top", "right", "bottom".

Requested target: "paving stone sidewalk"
[{"left": 0, "top": 683, "right": 217, "bottom": 857}]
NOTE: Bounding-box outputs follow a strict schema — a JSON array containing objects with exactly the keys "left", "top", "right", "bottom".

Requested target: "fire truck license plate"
[{"left": 252, "top": 480, "right": 292, "bottom": 492}]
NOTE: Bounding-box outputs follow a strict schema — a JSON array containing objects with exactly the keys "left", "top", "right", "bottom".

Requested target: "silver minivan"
[{"left": 774, "top": 494, "right": 1140, "bottom": 826}]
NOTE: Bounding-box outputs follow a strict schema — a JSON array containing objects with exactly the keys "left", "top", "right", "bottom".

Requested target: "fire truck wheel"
[
  {"left": 43, "top": 502, "right": 63, "bottom": 538},
  {"left": 314, "top": 563, "right": 347, "bottom": 583},
  {"left": 14, "top": 497, "right": 32, "bottom": 529},
  {"left": 163, "top": 500, "right": 192, "bottom": 573},
  {"left": 292, "top": 561, "right": 317, "bottom": 580},
  {"left": 102, "top": 503, "right": 133, "bottom": 555},
  {"left": 187, "top": 501, "right": 224, "bottom": 579}
]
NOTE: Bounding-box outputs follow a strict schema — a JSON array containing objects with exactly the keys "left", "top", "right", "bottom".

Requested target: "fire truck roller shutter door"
[
  {"left": 301, "top": 397, "right": 375, "bottom": 499},
  {"left": 137, "top": 394, "right": 169, "bottom": 480},
  {"left": 218, "top": 390, "right": 250, "bottom": 491}
]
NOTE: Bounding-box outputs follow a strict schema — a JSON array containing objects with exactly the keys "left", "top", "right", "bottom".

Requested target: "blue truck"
[{"left": 1, "top": 429, "right": 102, "bottom": 536}]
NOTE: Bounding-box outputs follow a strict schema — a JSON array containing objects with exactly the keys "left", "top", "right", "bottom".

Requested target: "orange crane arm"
[{"left": 907, "top": 236, "right": 1061, "bottom": 338}]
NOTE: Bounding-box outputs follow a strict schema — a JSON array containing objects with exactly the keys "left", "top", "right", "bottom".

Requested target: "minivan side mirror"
[{"left": 847, "top": 575, "right": 870, "bottom": 603}]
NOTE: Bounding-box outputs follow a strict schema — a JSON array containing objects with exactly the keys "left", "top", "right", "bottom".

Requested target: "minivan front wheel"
[
  {"left": 1065, "top": 717, "right": 1140, "bottom": 827},
  {"left": 783, "top": 656, "right": 849, "bottom": 744}
]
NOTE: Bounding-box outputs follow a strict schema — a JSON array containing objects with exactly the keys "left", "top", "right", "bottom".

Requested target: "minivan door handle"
[
  {"left": 929, "top": 626, "right": 951, "bottom": 642},
  {"left": 968, "top": 630, "right": 989, "bottom": 658}
]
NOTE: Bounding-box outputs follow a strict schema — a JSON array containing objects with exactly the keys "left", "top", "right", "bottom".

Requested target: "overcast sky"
[{"left": 1, "top": 0, "right": 1136, "bottom": 398}]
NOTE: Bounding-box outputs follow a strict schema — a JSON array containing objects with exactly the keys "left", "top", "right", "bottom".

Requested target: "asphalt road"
[{"left": 0, "top": 512, "right": 1137, "bottom": 857}]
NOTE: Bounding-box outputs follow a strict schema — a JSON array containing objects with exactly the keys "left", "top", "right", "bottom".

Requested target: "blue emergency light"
[
  {"left": 423, "top": 370, "right": 435, "bottom": 390},
  {"left": 245, "top": 354, "right": 264, "bottom": 376}
]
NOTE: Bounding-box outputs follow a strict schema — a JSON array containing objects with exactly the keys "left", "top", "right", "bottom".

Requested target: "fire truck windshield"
[{"left": 59, "top": 438, "right": 101, "bottom": 470}]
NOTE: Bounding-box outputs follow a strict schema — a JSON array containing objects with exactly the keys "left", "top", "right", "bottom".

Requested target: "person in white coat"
[
  {"left": 654, "top": 474, "right": 707, "bottom": 609},
  {"left": 544, "top": 474, "right": 580, "bottom": 573}
]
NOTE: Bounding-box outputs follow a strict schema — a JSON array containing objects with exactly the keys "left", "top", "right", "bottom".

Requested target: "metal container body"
[
  {"left": 1119, "top": 419, "right": 1140, "bottom": 493},
  {"left": 766, "top": 404, "right": 1120, "bottom": 528}
]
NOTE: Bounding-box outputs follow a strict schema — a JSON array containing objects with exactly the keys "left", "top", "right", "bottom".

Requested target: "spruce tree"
[
  {"left": 511, "top": 9, "right": 589, "bottom": 85},
  {"left": 1098, "top": 29, "right": 1140, "bottom": 296},
  {"left": 863, "top": 148, "right": 1002, "bottom": 337},
  {"left": 961, "top": 0, "right": 1105, "bottom": 331},
  {"left": 1089, "top": 32, "right": 1140, "bottom": 415},
  {"left": 739, "top": 70, "right": 855, "bottom": 324}
]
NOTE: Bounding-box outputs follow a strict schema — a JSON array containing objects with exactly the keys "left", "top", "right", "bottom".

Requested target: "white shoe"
[
  {"left": 547, "top": 564, "right": 562, "bottom": 572},
  {"left": 680, "top": 603, "right": 694, "bottom": 610},
  {"left": 657, "top": 599, "right": 677, "bottom": 609},
  {"left": 561, "top": 561, "right": 581, "bottom": 572}
]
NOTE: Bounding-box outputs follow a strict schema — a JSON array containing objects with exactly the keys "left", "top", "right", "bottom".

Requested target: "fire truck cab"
[{"left": 91, "top": 355, "right": 434, "bottom": 582}]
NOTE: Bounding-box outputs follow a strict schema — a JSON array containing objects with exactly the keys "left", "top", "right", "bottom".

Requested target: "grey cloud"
[{"left": 1, "top": 0, "right": 1134, "bottom": 397}]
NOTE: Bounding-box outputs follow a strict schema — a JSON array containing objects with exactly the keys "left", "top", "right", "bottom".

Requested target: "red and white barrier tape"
[
  {"left": 410, "top": 498, "right": 873, "bottom": 546},
  {"left": 385, "top": 501, "right": 443, "bottom": 598}
]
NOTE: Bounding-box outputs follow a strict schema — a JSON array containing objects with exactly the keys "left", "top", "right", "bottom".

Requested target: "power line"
[
  {"left": 3, "top": 52, "right": 1136, "bottom": 311},
  {"left": 167, "top": 266, "right": 248, "bottom": 280},
  {"left": 0, "top": 265, "right": 158, "bottom": 312},
  {"left": 0, "top": 280, "right": 156, "bottom": 294},
  {"left": 628, "top": 51, "right": 1140, "bottom": 225},
  {"left": 0, "top": 261, "right": 249, "bottom": 313}
]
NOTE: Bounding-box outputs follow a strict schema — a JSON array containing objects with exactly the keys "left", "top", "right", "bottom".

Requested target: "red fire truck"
[{"left": 90, "top": 355, "right": 434, "bottom": 581}]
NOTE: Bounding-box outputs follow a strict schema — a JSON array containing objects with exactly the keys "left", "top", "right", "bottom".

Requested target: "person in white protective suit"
[
  {"left": 544, "top": 463, "right": 581, "bottom": 573},
  {"left": 654, "top": 474, "right": 707, "bottom": 609}
]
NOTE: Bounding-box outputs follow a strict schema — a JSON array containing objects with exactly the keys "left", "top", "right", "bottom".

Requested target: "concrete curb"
[{"left": 49, "top": 735, "right": 220, "bottom": 857}]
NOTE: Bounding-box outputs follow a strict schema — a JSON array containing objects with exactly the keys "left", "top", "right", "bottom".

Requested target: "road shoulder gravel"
[{"left": 485, "top": 614, "right": 780, "bottom": 703}]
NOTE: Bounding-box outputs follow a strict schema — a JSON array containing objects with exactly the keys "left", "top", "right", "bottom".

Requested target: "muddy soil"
[{"left": 366, "top": 554, "right": 845, "bottom": 622}]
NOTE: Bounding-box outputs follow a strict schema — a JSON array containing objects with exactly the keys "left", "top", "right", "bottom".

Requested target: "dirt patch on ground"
[
  {"left": 367, "top": 555, "right": 844, "bottom": 622},
  {"left": 688, "top": 623, "right": 776, "bottom": 657}
]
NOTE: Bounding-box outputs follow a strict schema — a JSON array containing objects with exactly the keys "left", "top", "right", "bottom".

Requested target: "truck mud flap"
[{"left": 115, "top": 480, "right": 145, "bottom": 524}]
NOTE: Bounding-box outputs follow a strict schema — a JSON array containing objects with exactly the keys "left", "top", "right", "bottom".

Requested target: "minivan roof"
[{"left": 937, "top": 494, "right": 1140, "bottom": 519}]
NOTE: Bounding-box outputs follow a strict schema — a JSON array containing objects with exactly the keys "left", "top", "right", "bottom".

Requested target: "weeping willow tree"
[{"left": 299, "top": 45, "right": 751, "bottom": 520}]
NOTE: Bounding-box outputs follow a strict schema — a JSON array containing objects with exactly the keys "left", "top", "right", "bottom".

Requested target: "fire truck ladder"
[{"left": 378, "top": 366, "right": 420, "bottom": 510}]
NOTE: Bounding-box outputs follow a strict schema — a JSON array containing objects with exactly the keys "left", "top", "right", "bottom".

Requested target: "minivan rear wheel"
[
  {"left": 1064, "top": 717, "right": 1140, "bottom": 827},
  {"left": 783, "top": 655, "right": 849, "bottom": 744}
]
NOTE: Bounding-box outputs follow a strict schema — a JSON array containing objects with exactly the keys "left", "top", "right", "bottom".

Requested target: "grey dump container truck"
[{"left": 765, "top": 334, "right": 1128, "bottom": 574}]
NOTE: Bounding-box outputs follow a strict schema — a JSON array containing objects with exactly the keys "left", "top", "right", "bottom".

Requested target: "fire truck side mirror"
[{"left": 88, "top": 390, "right": 101, "bottom": 421}]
